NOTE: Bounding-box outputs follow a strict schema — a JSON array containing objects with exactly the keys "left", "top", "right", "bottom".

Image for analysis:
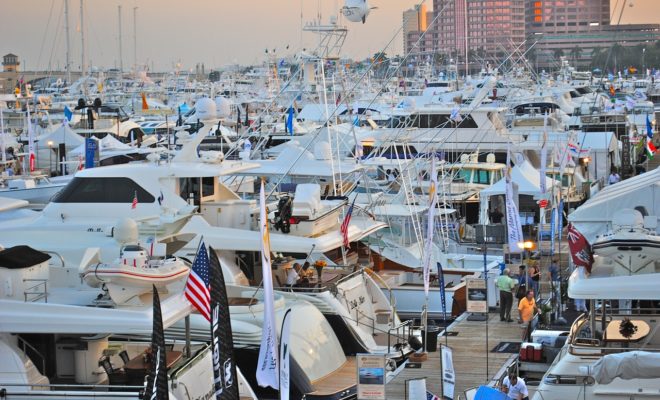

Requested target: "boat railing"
[
  {"left": 387, "top": 319, "right": 413, "bottom": 354},
  {"left": 0, "top": 382, "right": 142, "bottom": 395},
  {"left": 43, "top": 250, "right": 66, "bottom": 268},
  {"left": 23, "top": 279, "right": 48, "bottom": 303},
  {"left": 16, "top": 336, "right": 46, "bottom": 375}
]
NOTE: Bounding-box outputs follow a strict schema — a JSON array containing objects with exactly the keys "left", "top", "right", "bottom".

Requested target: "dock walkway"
[{"left": 386, "top": 312, "right": 523, "bottom": 399}]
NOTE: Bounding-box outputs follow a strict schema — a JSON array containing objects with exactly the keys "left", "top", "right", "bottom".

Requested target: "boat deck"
[
  {"left": 385, "top": 312, "right": 523, "bottom": 398},
  {"left": 310, "top": 356, "right": 357, "bottom": 396}
]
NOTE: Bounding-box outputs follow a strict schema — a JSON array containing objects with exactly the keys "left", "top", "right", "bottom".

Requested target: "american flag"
[
  {"left": 184, "top": 242, "right": 211, "bottom": 321},
  {"left": 340, "top": 198, "right": 356, "bottom": 248},
  {"left": 426, "top": 391, "right": 440, "bottom": 400},
  {"left": 131, "top": 191, "right": 138, "bottom": 209}
]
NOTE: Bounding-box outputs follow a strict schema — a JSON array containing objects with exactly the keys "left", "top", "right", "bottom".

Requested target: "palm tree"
[
  {"left": 570, "top": 45, "right": 583, "bottom": 65},
  {"left": 590, "top": 47, "right": 604, "bottom": 69},
  {"left": 553, "top": 48, "right": 565, "bottom": 61}
]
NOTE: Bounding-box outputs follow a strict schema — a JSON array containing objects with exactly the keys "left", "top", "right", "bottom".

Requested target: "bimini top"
[{"left": 0, "top": 245, "right": 51, "bottom": 269}]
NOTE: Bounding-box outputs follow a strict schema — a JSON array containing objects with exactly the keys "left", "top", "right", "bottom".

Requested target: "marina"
[{"left": 0, "top": 0, "right": 659, "bottom": 399}]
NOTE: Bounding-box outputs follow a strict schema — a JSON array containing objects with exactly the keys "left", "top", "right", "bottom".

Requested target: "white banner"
[
  {"left": 422, "top": 158, "right": 438, "bottom": 296},
  {"left": 505, "top": 179, "right": 524, "bottom": 253},
  {"left": 441, "top": 345, "right": 455, "bottom": 399},
  {"left": 257, "top": 180, "right": 279, "bottom": 389},
  {"left": 279, "top": 308, "right": 292, "bottom": 400},
  {"left": 357, "top": 354, "right": 386, "bottom": 400},
  {"left": 540, "top": 117, "right": 548, "bottom": 195}
]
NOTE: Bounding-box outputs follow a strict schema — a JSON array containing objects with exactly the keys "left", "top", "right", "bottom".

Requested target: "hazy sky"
[{"left": 0, "top": 0, "right": 655, "bottom": 72}]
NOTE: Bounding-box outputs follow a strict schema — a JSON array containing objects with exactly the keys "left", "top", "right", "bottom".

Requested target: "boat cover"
[
  {"left": 0, "top": 245, "right": 51, "bottom": 269},
  {"left": 474, "top": 385, "right": 508, "bottom": 400},
  {"left": 592, "top": 351, "right": 660, "bottom": 384}
]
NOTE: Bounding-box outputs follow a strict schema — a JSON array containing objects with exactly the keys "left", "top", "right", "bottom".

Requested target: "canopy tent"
[
  {"left": 479, "top": 161, "right": 560, "bottom": 223},
  {"left": 568, "top": 168, "right": 660, "bottom": 242},
  {"left": 36, "top": 123, "right": 84, "bottom": 147}
]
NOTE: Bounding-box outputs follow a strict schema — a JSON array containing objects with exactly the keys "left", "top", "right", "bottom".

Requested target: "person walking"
[
  {"left": 548, "top": 257, "right": 561, "bottom": 308},
  {"left": 497, "top": 269, "right": 517, "bottom": 322},
  {"left": 518, "top": 290, "right": 540, "bottom": 324}
]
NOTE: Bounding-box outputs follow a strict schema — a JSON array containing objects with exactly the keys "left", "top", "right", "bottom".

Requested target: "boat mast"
[
  {"left": 118, "top": 5, "right": 123, "bottom": 75},
  {"left": 80, "top": 0, "right": 87, "bottom": 95},
  {"left": 64, "top": 0, "right": 71, "bottom": 85},
  {"left": 133, "top": 6, "right": 138, "bottom": 72}
]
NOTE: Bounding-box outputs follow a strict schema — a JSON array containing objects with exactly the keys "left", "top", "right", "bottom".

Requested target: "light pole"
[
  {"left": 517, "top": 240, "right": 535, "bottom": 293},
  {"left": 47, "top": 140, "right": 53, "bottom": 175},
  {"left": 642, "top": 48, "right": 646, "bottom": 76}
]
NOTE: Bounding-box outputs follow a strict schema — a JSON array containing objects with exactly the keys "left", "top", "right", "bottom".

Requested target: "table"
[{"left": 604, "top": 320, "right": 651, "bottom": 342}]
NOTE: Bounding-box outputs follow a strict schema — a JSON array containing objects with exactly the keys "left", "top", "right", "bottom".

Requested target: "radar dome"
[
  {"left": 486, "top": 153, "right": 496, "bottom": 163},
  {"left": 195, "top": 98, "right": 217, "bottom": 121},
  {"left": 214, "top": 96, "right": 232, "bottom": 119},
  {"left": 114, "top": 218, "right": 139, "bottom": 244}
]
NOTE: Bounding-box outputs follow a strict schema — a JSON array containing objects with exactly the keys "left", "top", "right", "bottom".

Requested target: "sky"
[{"left": 0, "top": 0, "right": 655, "bottom": 72}]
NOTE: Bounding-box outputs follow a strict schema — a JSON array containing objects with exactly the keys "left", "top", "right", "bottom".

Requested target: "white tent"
[
  {"left": 568, "top": 168, "right": 660, "bottom": 242},
  {"left": 479, "top": 161, "right": 559, "bottom": 223},
  {"left": 36, "top": 123, "right": 84, "bottom": 147}
]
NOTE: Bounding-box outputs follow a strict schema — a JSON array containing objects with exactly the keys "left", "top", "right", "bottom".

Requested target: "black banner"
[
  {"left": 209, "top": 247, "right": 240, "bottom": 399},
  {"left": 143, "top": 285, "right": 169, "bottom": 400}
]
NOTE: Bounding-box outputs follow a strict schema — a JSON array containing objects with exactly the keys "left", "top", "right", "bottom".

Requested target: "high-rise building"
[
  {"left": 403, "top": 4, "right": 434, "bottom": 56},
  {"left": 432, "top": 0, "right": 525, "bottom": 71}
]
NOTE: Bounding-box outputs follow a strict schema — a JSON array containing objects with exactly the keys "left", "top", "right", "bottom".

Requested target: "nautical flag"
[
  {"left": 141, "top": 92, "right": 149, "bottom": 110},
  {"left": 131, "top": 191, "right": 138, "bottom": 209},
  {"left": 279, "top": 308, "right": 292, "bottom": 400},
  {"left": 256, "top": 180, "right": 279, "bottom": 389},
  {"left": 64, "top": 106, "right": 73, "bottom": 122},
  {"left": 184, "top": 241, "right": 211, "bottom": 321},
  {"left": 208, "top": 246, "right": 240, "bottom": 399},
  {"left": 647, "top": 115, "right": 654, "bottom": 139},
  {"left": 340, "top": 197, "right": 356, "bottom": 249},
  {"left": 286, "top": 107, "right": 294, "bottom": 135},
  {"left": 646, "top": 138, "right": 657, "bottom": 159},
  {"left": 422, "top": 158, "right": 438, "bottom": 296},
  {"left": 142, "top": 285, "right": 169, "bottom": 400},
  {"left": 567, "top": 223, "right": 593, "bottom": 273}
]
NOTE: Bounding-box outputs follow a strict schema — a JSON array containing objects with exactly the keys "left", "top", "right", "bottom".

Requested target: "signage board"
[
  {"left": 466, "top": 278, "right": 487, "bottom": 313},
  {"left": 356, "top": 354, "right": 386, "bottom": 400}
]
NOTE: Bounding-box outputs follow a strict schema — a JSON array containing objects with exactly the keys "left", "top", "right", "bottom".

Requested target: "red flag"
[
  {"left": 567, "top": 223, "right": 593, "bottom": 273},
  {"left": 131, "top": 191, "right": 138, "bottom": 209}
]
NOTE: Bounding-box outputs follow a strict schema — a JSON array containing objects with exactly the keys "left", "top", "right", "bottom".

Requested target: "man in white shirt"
[
  {"left": 501, "top": 372, "right": 529, "bottom": 400},
  {"left": 285, "top": 263, "right": 300, "bottom": 287},
  {"left": 608, "top": 171, "right": 620, "bottom": 185}
]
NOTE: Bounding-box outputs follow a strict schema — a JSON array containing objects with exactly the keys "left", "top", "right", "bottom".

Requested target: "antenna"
[{"left": 118, "top": 5, "right": 124, "bottom": 75}]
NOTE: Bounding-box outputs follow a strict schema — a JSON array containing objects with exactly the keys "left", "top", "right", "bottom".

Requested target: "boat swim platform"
[{"left": 385, "top": 312, "right": 522, "bottom": 399}]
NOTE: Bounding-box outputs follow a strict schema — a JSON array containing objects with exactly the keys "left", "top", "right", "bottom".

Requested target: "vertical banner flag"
[
  {"left": 437, "top": 263, "right": 447, "bottom": 321},
  {"left": 142, "top": 285, "right": 169, "bottom": 400},
  {"left": 279, "top": 308, "right": 292, "bottom": 400},
  {"left": 257, "top": 180, "right": 279, "bottom": 389},
  {"left": 0, "top": 107, "right": 5, "bottom": 163},
  {"left": 209, "top": 247, "right": 240, "bottom": 399},
  {"left": 550, "top": 208, "right": 556, "bottom": 256},
  {"left": 504, "top": 148, "right": 523, "bottom": 253},
  {"left": 286, "top": 107, "right": 294, "bottom": 135},
  {"left": 539, "top": 113, "right": 548, "bottom": 194},
  {"left": 422, "top": 157, "right": 438, "bottom": 296},
  {"left": 441, "top": 345, "right": 455, "bottom": 399}
]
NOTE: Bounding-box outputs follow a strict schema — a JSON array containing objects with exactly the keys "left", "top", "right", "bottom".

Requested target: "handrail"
[
  {"left": 23, "top": 279, "right": 48, "bottom": 303},
  {"left": 169, "top": 343, "right": 210, "bottom": 380},
  {"left": 387, "top": 319, "right": 413, "bottom": 353},
  {"left": 0, "top": 383, "right": 143, "bottom": 390},
  {"left": 42, "top": 250, "right": 65, "bottom": 268},
  {"left": 17, "top": 336, "right": 46, "bottom": 375}
]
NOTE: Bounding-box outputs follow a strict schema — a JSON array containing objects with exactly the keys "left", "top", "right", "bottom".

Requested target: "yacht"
[{"left": 0, "top": 244, "right": 258, "bottom": 399}]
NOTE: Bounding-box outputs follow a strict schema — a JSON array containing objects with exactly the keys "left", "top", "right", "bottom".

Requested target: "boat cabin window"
[
  {"left": 53, "top": 177, "right": 155, "bottom": 203},
  {"left": 473, "top": 170, "right": 491, "bottom": 185},
  {"left": 453, "top": 169, "right": 472, "bottom": 183},
  {"left": 178, "top": 177, "right": 215, "bottom": 205}
]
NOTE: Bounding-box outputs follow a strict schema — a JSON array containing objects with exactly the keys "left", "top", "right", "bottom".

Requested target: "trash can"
[{"left": 421, "top": 326, "right": 440, "bottom": 352}]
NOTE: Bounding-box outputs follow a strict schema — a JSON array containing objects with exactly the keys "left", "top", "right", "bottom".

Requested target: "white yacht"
[{"left": 0, "top": 244, "right": 258, "bottom": 400}]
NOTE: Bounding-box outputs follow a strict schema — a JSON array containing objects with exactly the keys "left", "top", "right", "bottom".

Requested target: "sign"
[
  {"left": 84, "top": 138, "right": 98, "bottom": 169},
  {"left": 441, "top": 345, "right": 455, "bottom": 399},
  {"left": 356, "top": 354, "right": 386, "bottom": 400},
  {"left": 466, "top": 278, "right": 487, "bottom": 314},
  {"left": 406, "top": 378, "right": 426, "bottom": 399}
]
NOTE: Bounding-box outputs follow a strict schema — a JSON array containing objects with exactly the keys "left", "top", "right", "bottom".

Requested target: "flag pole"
[{"left": 278, "top": 308, "right": 292, "bottom": 400}]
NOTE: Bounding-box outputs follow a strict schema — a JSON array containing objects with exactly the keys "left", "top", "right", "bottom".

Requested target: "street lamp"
[
  {"left": 580, "top": 156, "right": 591, "bottom": 182},
  {"left": 47, "top": 140, "right": 53, "bottom": 174}
]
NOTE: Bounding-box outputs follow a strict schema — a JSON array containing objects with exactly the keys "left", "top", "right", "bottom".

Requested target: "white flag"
[
  {"left": 505, "top": 176, "right": 523, "bottom": 253},
  {"left": 257, "top": 180, "right": 279, "bottom": 389},
  {"left": 0, "top": 108, "right": 5, "bottom": 163},
  {"left": 422, "top": 157, "right": 438, "bottom": 296},
  {"left": 540, "top": 113, "right": 548, "bottom": 194},
  {"left": 279, "top": 308, "right": 292, "bottom": 400},
  {"left": 441, "top": 345, "right": 455, "bottom": 399},
  {"left": 26, "top": 106, "right": 35, "bottom": 172}
]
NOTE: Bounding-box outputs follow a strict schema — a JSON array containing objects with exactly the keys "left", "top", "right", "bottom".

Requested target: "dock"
[{"left": 386, "top": 312, "right": 523, "bottom": 399}]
